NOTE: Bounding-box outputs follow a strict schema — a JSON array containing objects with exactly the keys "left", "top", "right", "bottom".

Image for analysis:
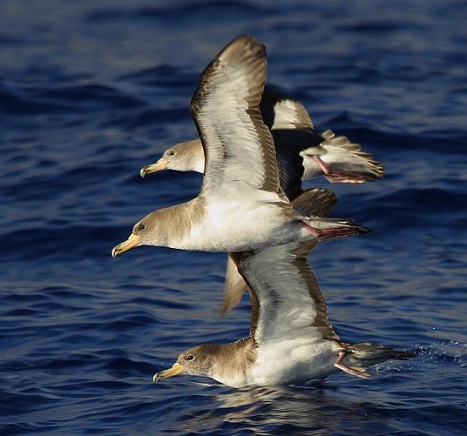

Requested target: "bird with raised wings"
[{"left": 112, "top": 36, "right": 369, "bottom": 259}]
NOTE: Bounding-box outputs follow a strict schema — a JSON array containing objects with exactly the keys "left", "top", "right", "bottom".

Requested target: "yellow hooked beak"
[
  {"left": 153, "top": 362, "right": 185, "bottom": 383},
  {"left": 139, "top": 158, "right": 168, "bottom": 178},
  {"left": 111, "top": 233, "right": 140, "bottom": 258}
]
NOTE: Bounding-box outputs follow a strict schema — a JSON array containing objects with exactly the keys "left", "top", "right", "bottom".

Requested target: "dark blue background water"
[{"left": 1, "top": 1, "right": 466, "bottom": 434}]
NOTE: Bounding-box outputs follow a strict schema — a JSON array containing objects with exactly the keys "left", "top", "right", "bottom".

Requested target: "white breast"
[
  {"left": 247, "top": 337, "right": 341, "bottom": 386},
  {"left": 175, "top": 194, "right": 301, "bottom": 252}
]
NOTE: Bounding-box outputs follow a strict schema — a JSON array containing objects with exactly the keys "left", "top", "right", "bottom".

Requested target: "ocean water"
[{"left": 1, "top": 0, "right": 466, "bottom": 434}]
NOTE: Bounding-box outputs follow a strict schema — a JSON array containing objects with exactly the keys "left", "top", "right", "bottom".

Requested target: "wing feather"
[
  {"left": 190, "top": 35, "right": 282, "bottom": 198},
  {"left": 232, "top": 242, "right": 340, "bottom": 346}
]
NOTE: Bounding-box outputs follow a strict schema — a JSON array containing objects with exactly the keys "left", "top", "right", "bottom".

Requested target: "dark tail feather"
[
  {"left": 302, "top": 217, "right": 372, "bottom": 243},
  {"left": 345, "top": 342, "right": 417, "bottom": 367},
  {"left": 319, "top": 221, "right": 372, "bottom": 241}
]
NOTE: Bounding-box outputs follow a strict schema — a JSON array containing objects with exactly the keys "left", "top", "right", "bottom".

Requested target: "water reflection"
[{"left": 174, "top": 381, "right": 388, "bottom": 434}]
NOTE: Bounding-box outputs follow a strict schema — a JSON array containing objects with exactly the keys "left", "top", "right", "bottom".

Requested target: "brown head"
[
  {"left": 111, "top": 210, "right": 168, "bottom": 257},
  {"left": 140, "top": 139, "right": 204, "bottom": 177},
  {"left": 153, "top": 345, "right": 222, "bottom": 382},
  {"left": 153, "top": 338, "right": 256, "bottom": 386}
]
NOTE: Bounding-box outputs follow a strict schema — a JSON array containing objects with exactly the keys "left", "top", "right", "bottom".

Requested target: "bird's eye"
[
  {"left": 138, "top": 223, "right": 146, "bottom": 231},
  {"left": 167, "top": 150, "right": 175, "bottom": 156},
  {"left": 186, "top": 355, "right": 194, "bottom": 361}
]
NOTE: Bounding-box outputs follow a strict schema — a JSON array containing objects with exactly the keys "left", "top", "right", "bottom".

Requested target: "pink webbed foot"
[
  {"left": 312, "top": 156, "right": 366, "bottom": 184},
  {"left": 334, "top": 351, "right": 371, "bottom": 379},
  {"left": 298, "top": 220, "right": 371, "bottom": 243}
]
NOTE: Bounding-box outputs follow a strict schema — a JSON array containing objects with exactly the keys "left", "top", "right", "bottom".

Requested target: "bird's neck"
[
  {"left": 210, "top": 338, "right": 257, "bottom": 387},
  {"left": 156, "top": 198, "right": 206, "bottom": 247}
]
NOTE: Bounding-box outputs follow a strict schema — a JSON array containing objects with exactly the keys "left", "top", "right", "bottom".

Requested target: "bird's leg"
[
  {"left": 312, "top": 156, "right": 364, "bottom": 184},
  {"left": 334, "top": 351, "right": 371, "bottom": 379},
  {"left": 298, "top": 220, "right": 370, "bottom": 243}
]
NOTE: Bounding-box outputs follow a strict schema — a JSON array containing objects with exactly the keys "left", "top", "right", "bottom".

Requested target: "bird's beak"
[
  {"left": 153, "top": 362, "right": 185, "bottom": 383},
  {"left": 111, "top": 233, "right": 140, "bottom": 258},
  {"left": 140, "top": 158, "right": 168, "bottom": 178}
]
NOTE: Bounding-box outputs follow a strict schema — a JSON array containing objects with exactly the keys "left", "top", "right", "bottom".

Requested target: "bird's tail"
[
  {"left": 345, "top": 342, "right": 417, "bottom": 367},
  {"left": 299, "top": 216, "right": 372, "bottom": 242},
  {"left": 292, "top": 188, "right": 371, "bottom": 242},
  {"left": 305, "top": 129, "right": 385, "bottom": 183}
]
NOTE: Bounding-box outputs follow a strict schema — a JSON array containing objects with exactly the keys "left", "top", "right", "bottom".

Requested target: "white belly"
[
  {"left": 247, "top": 339, "right": 341, "bottom": 387},
  {"left": 176, "top": 200, "right": 303, "bottom": 251}
]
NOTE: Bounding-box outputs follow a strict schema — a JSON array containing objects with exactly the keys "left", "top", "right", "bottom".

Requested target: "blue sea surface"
[{"left": 1, "top": 0, "right": 466, "bottom": 434}]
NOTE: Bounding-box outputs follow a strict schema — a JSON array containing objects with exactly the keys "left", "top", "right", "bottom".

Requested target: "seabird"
[
  {"left": 139, "top": 85, "right": 382, "bottom": 314},
  {"left": 138, "top": 81, "right": 384, "bottom": 311},
  {"left": 140, "top": 86, "right": 384, "bottom": 184},
  {"left": 112, "top": 35, "right": 370, "bottom": 258},
  {"left": 153, "top": 190, "right": 413, "bottom": 388}
]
